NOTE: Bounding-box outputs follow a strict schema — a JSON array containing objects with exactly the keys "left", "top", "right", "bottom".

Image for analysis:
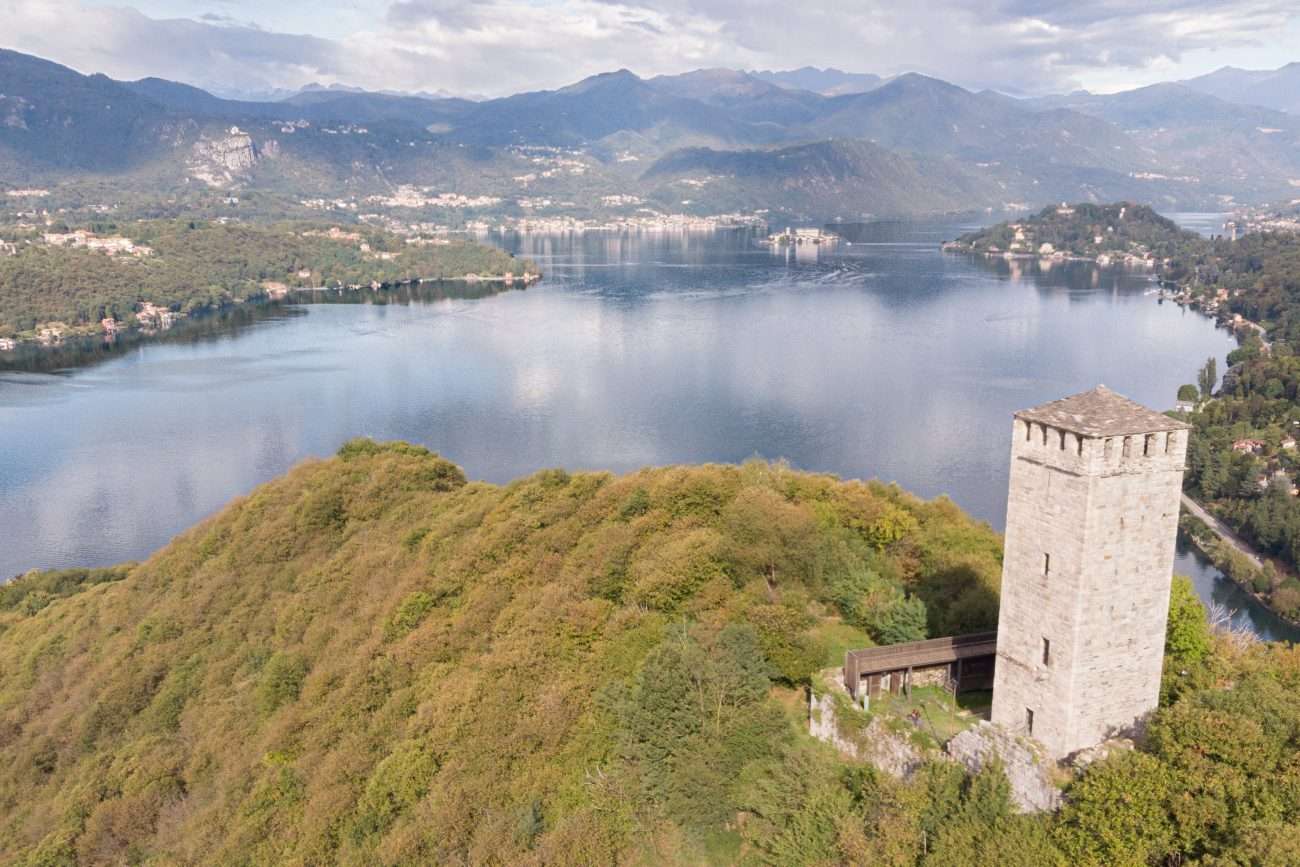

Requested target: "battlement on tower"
[{"left": 1012, "top": 419, "right": 1188, "bottom": 477}]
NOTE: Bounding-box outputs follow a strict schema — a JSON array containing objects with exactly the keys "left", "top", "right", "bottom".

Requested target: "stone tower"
[{"left": 990, "top": 386, "right": 1190, "bottom": 759}]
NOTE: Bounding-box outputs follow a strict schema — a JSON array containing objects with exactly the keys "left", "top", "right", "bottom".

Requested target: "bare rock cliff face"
[
  {"left": 1, "top": 95, "right": 30, "bottom": 130},
  {"left": 194, "top": 132, "right": 257, "bottom": 171},
  {"left": 946, "top": 721, "right": 1063, "bottom": 813},
  {"left": 188, "top": 129, "right": 276, "bottom": 186}
]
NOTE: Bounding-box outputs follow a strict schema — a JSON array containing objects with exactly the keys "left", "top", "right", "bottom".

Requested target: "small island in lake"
[{"left": 0, "top": 220, "right": 539, "bottom": 356}]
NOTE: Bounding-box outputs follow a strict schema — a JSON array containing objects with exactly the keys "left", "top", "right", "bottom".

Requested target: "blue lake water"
[{"left": 2, "top": 220, "right": 1295, "bottom": 639}]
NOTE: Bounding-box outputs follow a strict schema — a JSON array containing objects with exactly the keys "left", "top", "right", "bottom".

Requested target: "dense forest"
[
  {"left": 1167, "top": 232, "right": 1300, "bottom": 621},
  {"left": 0, "top": 220, "right": 535, "bottom": 340},
  {"left": 0, "top": 442, "right": 1294, "bottom": 865}
]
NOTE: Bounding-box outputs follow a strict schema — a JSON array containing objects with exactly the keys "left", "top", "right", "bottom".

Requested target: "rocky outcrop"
[
  {"left": 1069, "top": 737, "right": 1135, "bottom": 772},
  {"left": 188, "top": 127, "right": 276, "bottom": 187},
  {"left": 809, "top": 682, "right": 925, "bottom": 779},
  {"left": 195, "top": 131, "right": 256, "bottom": 171},
  {"left": 811, "top": 674, "right": 1064, "bottom": 809},
  {"left": 946, "top": 721, "right": 1062, "bottom": 813},
  {"left": 1, "top": 95, "right": 30, "bottom": 130}
]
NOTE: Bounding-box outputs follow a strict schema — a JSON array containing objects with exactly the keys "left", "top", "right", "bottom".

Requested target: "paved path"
[{"left": 1181, "top": 493, "right": 1264, "bottom": 569}]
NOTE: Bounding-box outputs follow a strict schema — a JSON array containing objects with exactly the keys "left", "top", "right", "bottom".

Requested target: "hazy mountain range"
[
  {"left": 3, "top": 48, "right": 1300, "bottom": 221},
  {"left": 1182, "top": 64, "right": 1300, "bottom": 115}
]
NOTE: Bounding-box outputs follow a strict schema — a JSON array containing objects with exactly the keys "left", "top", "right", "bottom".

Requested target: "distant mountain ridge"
[
  {"left": 3, "top": 47, "right": 1300, "bottom": 220},
  {"left": 1182, "top": 63, "right": 1300, "bottom": 114},
  {"left": 749, "top": 66, "right": 885, "bottom": 96}
]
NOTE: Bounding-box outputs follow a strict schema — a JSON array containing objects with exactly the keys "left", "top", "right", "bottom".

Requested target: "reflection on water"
[
  {"left": 0, "top": 223, "right": 1279, "bottom": 638},
  {"left": 0, "top": 305, "right": 306, "bottom": 372},
  {"left": 1175, "top": 534, "right": 1300, "bottom": 642},
  {"left": 0, "top": 281, "right": 521, "bottom": 373}
]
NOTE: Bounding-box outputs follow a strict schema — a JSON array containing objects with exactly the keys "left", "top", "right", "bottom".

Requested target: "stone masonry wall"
[{"left": 991, "top": 418, "right": 1187, "bottom": 759}]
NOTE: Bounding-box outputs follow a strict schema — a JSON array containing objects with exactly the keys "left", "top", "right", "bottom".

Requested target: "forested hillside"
[
  {"left": 0, "top": 443, "right": 1296, "bottom": 865},
  {"left": 1162, "top": 233, "right": 1300, "bottom": 621},
  {"left": 947, "top": 202, "right": 1200, "bottom": 259},
  {"left": 0, "top": 221, "right": 535, "bottom": 341}
]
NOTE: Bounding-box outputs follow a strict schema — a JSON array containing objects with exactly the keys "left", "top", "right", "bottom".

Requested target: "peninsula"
[
  {"left": 0, "top": 220, "right": 538, "bottom": 358},
  {"left": 941, "top": 202, "right": 1199, "bottom": 268}
]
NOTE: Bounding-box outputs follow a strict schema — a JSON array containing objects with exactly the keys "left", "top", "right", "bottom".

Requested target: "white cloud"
[{"left": 1, "top": 0, "right": 1297, "bottom": 98}]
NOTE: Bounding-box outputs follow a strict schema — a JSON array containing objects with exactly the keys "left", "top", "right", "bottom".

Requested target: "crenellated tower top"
[{"left": 1015, "top": 385, "right": 1190, "bottom": 438}]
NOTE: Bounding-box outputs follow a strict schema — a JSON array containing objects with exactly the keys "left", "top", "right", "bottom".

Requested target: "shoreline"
[
  {"left": 942, "top": 241, "right": 1299, "bottom": 632},
  {"left": 0, "top": 272, "right": 539, "bottom": 373},
  {"left": 1180, "top": 502, "right": 1300, "bottom": 632},
  {"left": 939, "top": 243, "right": 1157, "bottom": 270}
]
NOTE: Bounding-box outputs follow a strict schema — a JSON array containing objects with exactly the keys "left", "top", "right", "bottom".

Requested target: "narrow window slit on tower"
[
  {"left": 1077, "top": 435, "right": 1084, "bottom": 457},
  {"left": 1025, "top": 420, "right": 1032, "bottom": 441},
  {"left": 1144, "top": 434, "right": 1153, "bottom": 457},
  {"left": 1041, "top": 424, "right": 1048, "bottom": 446},
  {"left": 1165, "top": 432, "right": 1175, "bottom": 454},
  {"left": 1059, "top": 430, "right": 1066, "bottom": 450},
  {"left": 1043, "top": 552, "right": 1050, "bottom": 578},
  {"left": 1122, "top": 436, "right": 1132, "bottom": 458},
  {"left": 1042, "top": 637, "right": 1051, "bottom": 666},
  {"left": 1026, "top": 708, "right": 1035, "bottom": 735}
]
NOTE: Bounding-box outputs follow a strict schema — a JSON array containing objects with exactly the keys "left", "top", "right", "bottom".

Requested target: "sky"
[{"left": 2, "top": 0, "right": 1299, "bottom": 99}]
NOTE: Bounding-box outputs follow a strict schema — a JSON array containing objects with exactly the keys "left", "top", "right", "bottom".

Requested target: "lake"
[{"left": 3, "top": 221, "right": 1295, "bottom": 640}]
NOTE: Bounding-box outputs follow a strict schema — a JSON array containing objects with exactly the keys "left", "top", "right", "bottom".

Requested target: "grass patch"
[
  {"left": 956, "top": 689, "right": 993, "bottom": 718},
  {"left": 810, "top": 618, "right": 874, "bottom": 668},
  {"left": 870, "top": 685, "right": 981, "bottom": 750}
]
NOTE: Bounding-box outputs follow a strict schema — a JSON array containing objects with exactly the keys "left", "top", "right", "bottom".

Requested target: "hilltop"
[
  {"left": 0, "top": 444, "right": 1002, "bottom": 863},
  {"left": 1, "top": 442, "right": 1298, "bottom": 864},
  {"left": 944, "top": 202, "right": 1199, "bottom": 263}
]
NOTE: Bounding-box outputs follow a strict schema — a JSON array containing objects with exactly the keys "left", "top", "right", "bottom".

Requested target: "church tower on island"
[{"left": 991, "top": 386, "right": 1191, "bottom": 759}]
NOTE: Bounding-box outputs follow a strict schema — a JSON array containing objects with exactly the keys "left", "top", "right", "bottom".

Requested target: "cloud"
[{"left": 0, "top": 0, "right": 1296, "bottom": 98}]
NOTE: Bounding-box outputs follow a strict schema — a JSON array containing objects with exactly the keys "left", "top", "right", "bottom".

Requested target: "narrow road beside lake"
[{"left": 1181, "top": 493, "right": 1264, "bottom": 569}]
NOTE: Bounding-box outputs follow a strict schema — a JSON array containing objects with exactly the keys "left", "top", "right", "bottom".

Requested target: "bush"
[
  {"left": 349, "top": 740, "right": 440, "bottom": 841},
  {"left": 1164, "top": 577, "right": 1210, "bottom": 668},
  {"left": 871, "top": 594, "right": 929, "bottom": 645},
  {"left": 256, "top": 652, "right": 309, "bottom": 715},
  {"left": 619, "top": 487, "right": 650, "bottom": 519},
  {"left": 386, "top": 591, "right": 437, "bottom": 640},
  {"left": 1272, "top": 586, "right": 1300, "bottom": 618},
  {"left": 0, "top": 565, "right": 132, "bottom": 614},
  {"left": 1253, "top": 570, "right": 1274, "bottom": 594}
]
